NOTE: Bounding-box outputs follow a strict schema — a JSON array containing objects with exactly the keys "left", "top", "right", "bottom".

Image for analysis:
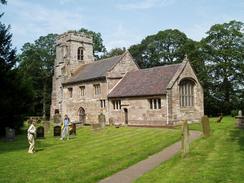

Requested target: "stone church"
[{"left": 51, "top": 31, "right": 204, "bottom": 126}]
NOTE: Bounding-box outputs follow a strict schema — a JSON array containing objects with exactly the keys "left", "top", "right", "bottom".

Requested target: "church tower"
[{"left": 50, "top": 31, "right": 94, "bottom": 117}]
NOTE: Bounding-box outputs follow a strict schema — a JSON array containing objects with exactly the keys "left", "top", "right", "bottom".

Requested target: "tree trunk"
[{"left": 42, "top": 80, "right": 46, "bottom": 119}]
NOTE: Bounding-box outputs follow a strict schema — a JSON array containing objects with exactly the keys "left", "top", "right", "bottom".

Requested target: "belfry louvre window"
[
  {"left": 112, "top": 100, "right": 121, "bottom": 110},
  {"left": 94, "top": 84, "right": 101, "bottom": 95},
  {"left": 180, "top": 80, "right": 194, "bottom": 107},
  {"left": 77, "top": 47, "right": 84, "bottom": 61},
  {"left": 149, "top": 98, "right": 161, "bottom": 109}
]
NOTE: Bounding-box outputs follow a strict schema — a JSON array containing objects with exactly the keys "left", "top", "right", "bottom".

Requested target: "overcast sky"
[{"left": 1, "top": 0, "right": 244, "bottom": 52}]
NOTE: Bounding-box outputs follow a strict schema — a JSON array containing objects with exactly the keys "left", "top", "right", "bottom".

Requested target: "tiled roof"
[
  {"left": 63, "top": 54, "right": 124, "bottom": 84},
  {"left": 108, "top": 63, "right": 182, "bottom": 98}
]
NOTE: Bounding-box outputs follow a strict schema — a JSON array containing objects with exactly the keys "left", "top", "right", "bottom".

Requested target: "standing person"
[
  {"left": 61, "top": 114, "right": 70, "bottom": 140},
  {"left": 27, "top": 120, "right": 36, "bottom": 153}
]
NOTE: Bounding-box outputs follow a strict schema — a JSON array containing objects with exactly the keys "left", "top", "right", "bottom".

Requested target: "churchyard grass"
[
  {"left": 136, "top": 117, "right": 244, "bottom": 183},
  {"left": 0, "top": 125, "right": 180, "bottom": 183}
]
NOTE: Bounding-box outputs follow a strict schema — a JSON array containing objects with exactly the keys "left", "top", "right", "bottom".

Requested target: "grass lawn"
[
  {"left": 136, "top": 117, "right": 244, "bottom": 183},
  {"left": 0, "top": 125, "right": 180, "bottom": 183}
]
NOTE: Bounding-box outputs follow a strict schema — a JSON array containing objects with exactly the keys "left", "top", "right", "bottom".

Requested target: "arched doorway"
[{"left": 78, "top": 107, "right": 85, "bottom": 124}]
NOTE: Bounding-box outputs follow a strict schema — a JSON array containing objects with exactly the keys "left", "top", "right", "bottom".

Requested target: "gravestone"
[
  {"left": 201, "top": 115, "right": 210, "bottom": 137},
  {"left": 5, "top": 127, "right": 15, "bottom": 141},
  {"left": 109, "top": 118, "right": 114, "bottom": 126},
  {"left": 36, "top": 126, "right": 44, "bottom": 138},
  {"left": 236, "top": 110, "right": 244, "bottom": 128},
  {"left": 92, "top": 123, "right": 101, "bottom": 130},
  {"left": 98, "top": 113, "right": 106, "bottom": 128},
  {"left": 181, "top": 120, "right": 189, "bottom": 157},
  {"left": 69, "top": 123, "right": 76, "bottom": 135},
  {"left": 115, "top": 124, "right": 122, "bottom": 128},
  {"left": 54, "top": 126, "right": 61, "bottom": 136},
  {"left": 216, "top": 113, "right": 223, "bottom": 123}
]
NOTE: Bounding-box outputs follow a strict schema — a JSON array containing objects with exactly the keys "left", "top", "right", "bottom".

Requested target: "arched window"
[
  {"left": 179, "top": 79, "right": 195, "bottom": 107},
  {"left": 77, "top": 47, "right": 84, "bottom": 61}
]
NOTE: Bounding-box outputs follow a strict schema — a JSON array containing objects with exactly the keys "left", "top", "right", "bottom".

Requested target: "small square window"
[
  {"left": 80, "top": 86, "right": 85, "bottom": 96},
  {"left": 94, "top": 84, "right": 101, "bottom": 95},
  {"left": 149, "top": 98, "right": 161, "bottom": 109},
  {"left": 100, "top": 100, "right": 106, "bottom": 108},
  {"left": 112, "top": 100, "right": 121, "bottom": 110}
]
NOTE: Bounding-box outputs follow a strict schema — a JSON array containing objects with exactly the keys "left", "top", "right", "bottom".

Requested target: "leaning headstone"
[
  {"left": 54, "top": 126, "right": 61, "bottom": 137},
  {"left": 216, "top": 113, "right": 223, "bottom": 123},
  {"left": 181, "top": 120, "right": 189, "bottom": 157},
  {"left": 98, "top": 113, "right": 106, "bottom": 128},
  {"left": 5, "top": 127, "right": 15, "bottom": 141},
  {"left": 236, "top": 110, "right": 244, "bottom": 129},
  {"left": 69, "top": 122, "right": 76, "bottom": 135},
  {"left": 201, "top": 115, "right": 211, "bottom": 137},
  {"left": 36, "top": 126, "right": 44, "bottom": 138}
]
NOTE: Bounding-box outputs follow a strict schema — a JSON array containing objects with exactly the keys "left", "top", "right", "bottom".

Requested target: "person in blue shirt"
[{"left": 61, "top": 114, "right": 70, "bottom": 140}]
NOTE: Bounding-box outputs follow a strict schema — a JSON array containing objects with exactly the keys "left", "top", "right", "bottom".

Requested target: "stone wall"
[
  {"left": 62, "top": 79, "right": 108, "bottom": 123},
  {"left": 107, "top": 51, "right": 139, "bottom": 92},
  {"left": 168, "top": 61, "right": 204, "bottom": 124},
  {"left": 108, "top": 96, "right": 167, "bottom": 126},
  {"left": 51, "top": 32, "right": 94, "bottom": 117}
]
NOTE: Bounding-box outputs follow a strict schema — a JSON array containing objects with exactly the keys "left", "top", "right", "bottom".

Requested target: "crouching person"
[{"left": 27, "top": 120, "right": 36, "bottom": 153}]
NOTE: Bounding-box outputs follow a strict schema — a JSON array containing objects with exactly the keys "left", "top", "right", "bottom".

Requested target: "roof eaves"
[
  {"left": 108, "top": 93, "right": 166, "bottom": 98},
  {"left": 62, "top": 76, "right": 106, "bottom": 86}
]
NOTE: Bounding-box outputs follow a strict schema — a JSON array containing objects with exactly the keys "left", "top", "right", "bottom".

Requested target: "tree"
[
  {"left": 79, "top": 28, "right": 106, "bottom": 59},
  {"left": 0, "top": 21, "right": 33, "bottom": 136},
  {"left": 0, "top": 0, "right": 6, "bottom": 4},
  {"left": 19, "top": 34, "right": 58, "bottom": 119},
  {"left": 129, "top": 29, "right": 189, "bottom": 68},
  {"left": 101, "top": 47, "right": 126, "bottom": 59},
  {"left": 200, "top": 20, "right": 244, "bottom": 114}
]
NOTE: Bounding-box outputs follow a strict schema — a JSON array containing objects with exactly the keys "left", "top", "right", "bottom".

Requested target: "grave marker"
[
  {"left": 98, "top": 113, "right": 106, "bottom": 128},
  {"left": 201, "top": 115, "right": 210, "bottom": 137},
  {"left": 54, "top": 126, "right": 61, "bottom": 136},
  {"left": 5, "top": 127, "right": 15, "bottom": 141},
  {"left": 36, "top": 126, "right": 44, "bottom": 138}
]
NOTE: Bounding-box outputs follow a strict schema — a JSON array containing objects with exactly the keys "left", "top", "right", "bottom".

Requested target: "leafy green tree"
[
  {"left": 19, "top": 34, "right": 58, "bottom": 119},
  {"left": 200, "top": 20, "right": 244, "bottom": 114},
  {"left": 0, "top": 0, "right": 6, "bottom": 4},
  {"left": 0, "top": 21, "right": 33, "bottom": 135},
  {"left": 79, "top": 28, "right": 106, "bottom": 59},
  {"left": 129, "top": 29, "right": 189, "bottom": 68},
  {"left": 101, "top": 47, "right": 126, "bottom": 59}
]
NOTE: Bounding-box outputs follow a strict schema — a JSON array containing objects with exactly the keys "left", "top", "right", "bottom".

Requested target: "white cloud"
[
  {"left": 104, "top": 24, "right": 144, "bottom": 51},
  {"left": 5, "top": 0, "right": 86, "bottom": 51},
  {"left": 116, "top": 0, "right": 175, "bottom": 10}
]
